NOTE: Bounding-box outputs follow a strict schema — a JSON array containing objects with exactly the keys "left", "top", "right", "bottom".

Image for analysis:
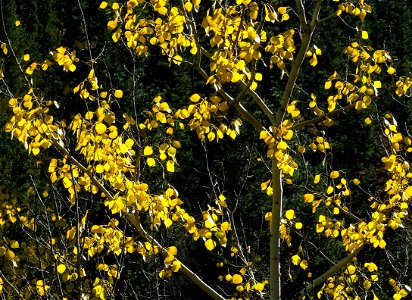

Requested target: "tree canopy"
[{"left": 0, "top": 0, "right": 412, "bottom": 299}]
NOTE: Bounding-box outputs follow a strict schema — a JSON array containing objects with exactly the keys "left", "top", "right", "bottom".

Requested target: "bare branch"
[
  {"left": 291, "top": 103, "right": 356, "bottom": 131},
  {"left": 0, "top": 270, "right": 25, "bottom": 299},
  {"left": 238, "top": 80, "right": 276, "bottom": 124},
  {"left": 310, "top": 0, "right": 324, "bottom": 30},
  {"left": 317, "top": 13, "right": 337, "bottom": 26},
  {"left": 334, "top": 201, "right": 363, "bottom": 223}
]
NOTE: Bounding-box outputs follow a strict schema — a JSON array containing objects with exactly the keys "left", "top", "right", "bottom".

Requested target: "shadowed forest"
[{"left": 0, "top": 0, "right": 412, "bottom": 299}]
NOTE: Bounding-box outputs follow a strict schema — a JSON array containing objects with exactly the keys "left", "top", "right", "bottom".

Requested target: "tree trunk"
[{"left": 270, "top": 160, "right": 283, "bottom": 300}]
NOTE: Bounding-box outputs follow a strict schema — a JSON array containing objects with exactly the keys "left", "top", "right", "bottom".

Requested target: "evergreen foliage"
[{"left": 0, "top": 0, "right": 412, "bottom": 299}]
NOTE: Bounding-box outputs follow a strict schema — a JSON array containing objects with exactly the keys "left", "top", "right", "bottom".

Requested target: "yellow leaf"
[
  {"left": 374, "top": 81, "right": 381, "bottom": 88},
  {"left": 326, "top": 186, "right": 334, "bottom": 194},
  {"left": 120, "top": 144, "right": 128, "bottom": 154},
  {"left": 10, "top": 241, "right": 19, "bottom": 249},
  {"left": 184, "top": 1, "right": 193, "bottom": 11},
  {"left": 405, "top": 186, "right": 412, "bottom": 198},
  {"left": 371, "top": 274, "right": 379, "bottom": 282},
  {"left": 255, "top": 73, "right": 263, "bottom": 81},
  {"left": 291, "top": 254, "right": 301, "bottom": 265},
  {"left": 300, "top": 260, "right": 308, "bottom": 270},
  {"left": 99, "top": 1, "right": 108, "bottom": 9},
  {"left": 167, "top": 146, "right": 177, "bottom": 157},
  {"left": 158, "top": 6, "right": 167, "bottom": 15},
  {"left": 171, "top": 260, "right": 181, "bottom": 272},
  {"left": 172, "top": 140, "right": 181, "bottom": 148},
  {"left": 253, "top": 282, "right": 265, "bottom": 291},
  {"left": 95, "top": 123, "right": 107, "bottom": 134},
  {"left": 387, "top": 67, "right": 396, "bottom": 75},
  {"left": 285, "top": 209, "right": 295, "bottom": 220},
  {"left": 232, "top": 274, "right": 243, "bottom": 284},
  {"left": 278, "top": 7, "right": 288, "bottom": 14},
  {"left": 355, "top": 101, "right": 364, "bottom": 110},
  {"left": 364, "top": 262, "right": 378, "bottom": 272},
  {"left": 205, "top": 239, "right": 216, "bottom": 251},
  {"left": 147, "top": 157, "right": 156, "bottom": 167},
  {"left": 144, "top": 146, "right": 153, "bottom": 156},
  {"left": 96, "top": 164, "right": 105, "bottom": 174},
  {"left": 190, "top": 93, "right": 201, "bottom": 102},
  {"left": 167, "top": 246, "right": 177, "bottom": 256},
  {"left": 277, "top": 141, "right": 288, "bottom": 150},
  {"left": 125, "top": 138, "right": 134, "bottom": 148},
  {"left": 107, "top": 20, "right": 117, "bottom": 30},
  {"left": 347, "top": 265, "right": 356, "bottom": 275},
  {"left": 309, "top": 54, "right": 318, "bottom": 67},
  {"left": 114, "top": 90, "right": 123, "bottom": 98},
  {"left": 167, "top": 160, "right": 175, "bottom": 172},
  {"left": 247, "top": 29, "right": 260, "bottom": 43},
  {"left": 63, "top": 177, "right": 72, "bottom": 189},
  {"left": 57, "top": 264, "right": 67, "bottom": 274},
  {"left": 173, "top": 55, "right": 183, "bottom": 65},
  {"left": 363, "top": 279, "right": 372, "bottom": 290},
  {"left": 1, "top": 43, "right": 8, "bottom": 55},
  {"left": 85, "top": 111, "right": 94, "bottom": 120},
  {"left": 5, "top": 249, "right": 15, "bottom": 260},
  {"left": 330, "top": 170, "right": 340, "bottom": 179},
  {"left": 304, "top": 194, "right": 314, "bottom": 203}
]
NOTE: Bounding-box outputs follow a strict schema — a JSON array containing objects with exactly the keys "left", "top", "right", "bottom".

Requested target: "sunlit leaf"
[
  {"left": 285, "top": 209, "right": 295, "bottom": 220},
  {"left": 114, "top": 90, "right": 123, "bottom": 98},
  {"left": 205, "top": 239, "right": 216, "bottom": 251},
  {"left": 57, "top": 264, "right": 67, "bottom": 274},
  {"left": 95, "top": 123, "right": 107, "bottom": 134}
]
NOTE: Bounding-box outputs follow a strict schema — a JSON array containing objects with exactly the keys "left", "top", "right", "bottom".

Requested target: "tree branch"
[
  {"left": 291, "top": 103, "right": 356, "bottom": 131},
  {"left": 310, "top": 0, "right": 324, "bottom": 31},
  {"left": 276, "top": 0, "right": 316, "bottom": 126},
  {"left": 193, "top": 64, "right": 266, "bottom": 133},
  {"left": 49, "top": 138, "right": 225, "bottom": 300},
  {"left": 270, "top": 162, "right": 283, "bottom": 300},
  {"left": 298, "top": 244, "right": 364, "bottom": 298},
  {"left": 0, "top": 270, "right": 25, "bottom": 299},
  {"left": 317, "top": 13, "right": 337, "bottom": 26},
  {"left": 270, "top": 2, "right": 323, "bottom": 299},
  {"left": 238, "top": 80, "right": 276, "bottom": 125},
  {"left": 334, "top": 201, "right": 363, "bottom": 223},
  {"left": 126, "top": 212, "right": 226, "bottom": 300}
]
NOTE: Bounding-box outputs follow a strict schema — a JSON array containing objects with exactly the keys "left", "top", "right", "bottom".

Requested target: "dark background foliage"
[{"left": 0, "top": 0, "right": 411, "bottom": 299}]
